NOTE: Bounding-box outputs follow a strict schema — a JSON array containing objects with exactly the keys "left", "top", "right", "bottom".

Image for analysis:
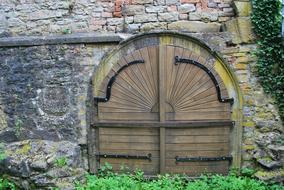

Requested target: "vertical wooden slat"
[{"left": 159, "top": 45, "right": 166, "bottom": 173}]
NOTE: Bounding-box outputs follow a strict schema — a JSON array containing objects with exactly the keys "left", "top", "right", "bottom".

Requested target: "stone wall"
[
  {"left": 0, "top": 38, "right": 118, "bottom": 188},
  {"left": 0, "top": 0, "right": 235, "bottom": 35},
  {"left": 0, "top": 0, "right": 283, "bottom": 189}
]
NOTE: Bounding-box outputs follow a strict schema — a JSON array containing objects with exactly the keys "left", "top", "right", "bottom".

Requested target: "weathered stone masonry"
[{"left": 0, "top": 0, "right": 283, "bottom": 189}]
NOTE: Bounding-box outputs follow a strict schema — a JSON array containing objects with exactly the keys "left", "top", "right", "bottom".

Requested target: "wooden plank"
[
  {"left": 165, "top": 150, "right": 229, "bottom": 158},
  {"left": 100, "top": 158, "right": 159, "bottom": 165},
  {"left": 166, "top": 143, "right": 229, "bottom": 151},
  {"left": 99, "top": 162, "right": 159, "bottom": 174},
  {"left": 165, "top": 159, "right": 229, "bottom": 167},
  {"left": 92, "top": 120, "right": 234, "bottom": 128},
  {"left": 159, "top": 45, "right": 166, "bottom": 122},
  {"left": 166, "top": 112, "right": 231, "bottom": 121},
  {"left": 165, "top": 127, "right": 230, "bottom": 136},
  {"left": 99, "top": 128, "right": 159, "bottom": 135},
  {"left": 159, "top": 45, "right": 166, "bottom": 174},
  {"left": 165, "top": 135, "right": 229, "bottom": 144},
  {"left": 99, "top": 150, "right": 160, "bottom": 158},
  {"left": 99, "top": 135, "right": 159, "bottom": 143},
  {"left": 100, "top": 142, "right": 159, "bottom": 150},
  {"left": 160, "top": 127, "right": 165, "bottom": 174},
  {"left": 164, "top": 164, "right": 229, "bottom": 175},
  {"left": 99, "top": 112, "right": 159, "bottom": 121}
]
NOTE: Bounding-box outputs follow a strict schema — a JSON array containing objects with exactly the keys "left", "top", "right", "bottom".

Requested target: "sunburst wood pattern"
[
  {"left": 164, "top": 46, "right": 231, "bottom": 121},
  {"left": 98, "top": 46, "right": 159, "bottom": 121}
]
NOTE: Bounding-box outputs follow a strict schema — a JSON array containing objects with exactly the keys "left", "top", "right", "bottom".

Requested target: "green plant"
[
  {"left": 251, "top": 0, "right": 284, "bottom": 121},
  {"left": 74, "top": 169, "right": 284, "bottom": 190},
  {"left": 62, "top": 28, "right": 72, "bottom": 34},
  {"left": 0, "top": 177, "right": 16, "bottom": 190},
  {"left": 54, "top": 156, "right": 67, "bottom": 168},
  {"left": 240, "top": 168, "right": 256, "bottom": 177}
]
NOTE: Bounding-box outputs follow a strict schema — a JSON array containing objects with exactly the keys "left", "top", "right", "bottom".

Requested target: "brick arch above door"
[{"left": 91, "top": 31, "right": 243, "bottom": 174}]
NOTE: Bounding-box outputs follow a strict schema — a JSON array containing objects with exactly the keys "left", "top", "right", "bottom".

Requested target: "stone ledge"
[{"left": 0, "top": 33, "right": 124, "bottom": 47}]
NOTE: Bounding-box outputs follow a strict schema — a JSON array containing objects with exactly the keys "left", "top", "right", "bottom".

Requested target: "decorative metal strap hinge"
[
  {"left": 94, "top": 59, "right": 145, "bottom": 103},
  {"left": 174, "top": 56, "right": 234, "bottom": 104},
  {"left": 175, "top": 155, "right": 233, "bottom": 163},
  {"left": 95, "top": 153, "right": 152, "bottom": 162}
]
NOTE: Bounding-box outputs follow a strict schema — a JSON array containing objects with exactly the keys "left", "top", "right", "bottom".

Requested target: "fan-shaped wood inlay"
[
  {"left": 164, "top": 46, "right": 231, "bottom": 121},
  {"left": 98, "top": 46, "right": 159, "bottom": 121}
]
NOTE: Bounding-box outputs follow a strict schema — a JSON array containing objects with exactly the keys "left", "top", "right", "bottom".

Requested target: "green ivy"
[{"left": 251, "top": 0, "right": 284, "bottom": 121}]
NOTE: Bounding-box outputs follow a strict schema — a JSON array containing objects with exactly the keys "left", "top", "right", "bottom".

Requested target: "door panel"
[
  {"left": 98, "top": 127, "right": 160, "bottom": 175},
  {"left": 165, "top": 127, "right": 231, "bottom": 175}
]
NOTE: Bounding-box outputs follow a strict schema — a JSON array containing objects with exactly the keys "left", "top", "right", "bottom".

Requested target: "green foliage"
[
  {"left": 251, "top": 0, "right": 284, "bottom": 121},
  {"left": 54, "top": 156, "right": 67, "bottom": 168},
  {"left": 0, "top": 177, "right": 16, "bottom": 190},
  {"left": 62, "top": 28, "right": 72, "bottom": 34},
  {"left": 240, "top": 168, "right": 256, "bottom": 177},
  {"left": 75, "top": 169, "right": 284, "bottom": 190}
]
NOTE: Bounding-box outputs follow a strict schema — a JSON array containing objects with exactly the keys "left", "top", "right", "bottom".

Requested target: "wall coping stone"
[{"left": 0, "top": 33, "right": 126, "bottom": 47}]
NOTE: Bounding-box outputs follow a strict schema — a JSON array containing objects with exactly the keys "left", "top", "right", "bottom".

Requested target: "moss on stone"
[{"left": 16, "top": 141, "right": 31, "bottom": 155}]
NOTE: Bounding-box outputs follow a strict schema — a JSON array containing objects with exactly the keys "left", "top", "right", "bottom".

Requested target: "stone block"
[
  {"left": 28, "top": 10, "right": 68, "bottom": 21},
  {"left": 181, "top": 0, "right": 200, "bottom": 3},
  {"left": 107, "top": 17, "right": 123, "bottom": 25},
  {"left": 145, "top": 5, "right": 165, "bottom": 13},
  {"left": 233, "top": 1, "right": 252, "bottom": 17},
  {"left": 168, "top": 21, "right": 221, "bottom": 32},
  {"left": 225, "top": 17, "right": 254, "bottom": 44},
  {"left": 158, "top": 12, "right": 179, "bottom": 21},
  {"left": 189, "top": 12, "right": 201, "bottom": 20},
  {"left": 166, "top": 0, "right": 179, "bottom": 5},
  {"left": 179, "top": 13, "right": 188, "bottom": 20},
  {"left": 134, "top": 14, "right": 158, "bottom": 23},
  {"left": 102, "top": 12, "right": 113, "bottom": 18},
  {"left": 127, "top": 23, "right": 141, "bottom": 32},
  {"left": 132, "top": 0, "right": 153, "bottom": 4},
  {"left": 223, "top": 19, "right": 241, "bottom": 44},
  {"left": 141, "top": 22, "right": 167, "bottom": 32},
  {"left": 123, "top": 5, "right": 145, "bottom": 16},
  {"left": 178, "top": 4, "right": 196, "bottom": 13},
  {"left": 201, "top": 12, "right": 218, "bottom": 21},
  {"left": 237, "top": 17, "right": 255, "bottom": 43}
]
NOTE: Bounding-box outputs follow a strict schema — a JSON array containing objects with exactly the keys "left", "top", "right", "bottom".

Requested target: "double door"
[{"left": 93, "top": 45, "right": 233, "bottom": 175}]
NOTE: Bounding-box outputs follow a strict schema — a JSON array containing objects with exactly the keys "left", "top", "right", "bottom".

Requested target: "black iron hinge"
[
  {"left": 95, "top": 153, "right": 152, "bottom": 162},
  {"left": 175, "top": 155, "right": 233, "bottom": 163},
  {"left": 94, "top": 59, "right": 145, "bottom": 103}
]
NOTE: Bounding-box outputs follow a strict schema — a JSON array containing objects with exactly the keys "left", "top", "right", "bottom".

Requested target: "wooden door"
[{"left": 93, "top": 44, "right": 233, "bottom": 176}]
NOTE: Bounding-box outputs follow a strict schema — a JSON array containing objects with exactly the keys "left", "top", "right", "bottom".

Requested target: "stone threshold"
[{"left": 0, "top": 33, "right": 128, "bottom": 47}]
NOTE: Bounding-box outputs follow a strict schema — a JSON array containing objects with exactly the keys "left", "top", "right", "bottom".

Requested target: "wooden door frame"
[{"left": 89, "top": 31, "right": 243, "bottom": 173}]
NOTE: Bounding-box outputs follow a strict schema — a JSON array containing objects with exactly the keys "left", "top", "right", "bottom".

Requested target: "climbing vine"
[{"left": 251, "top": 0, "right": 284, "bottom": 121}]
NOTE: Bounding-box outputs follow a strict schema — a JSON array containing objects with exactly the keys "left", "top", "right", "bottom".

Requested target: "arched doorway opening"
[{"left": 89, "top": 32, "right": 243, "bottom": 176}]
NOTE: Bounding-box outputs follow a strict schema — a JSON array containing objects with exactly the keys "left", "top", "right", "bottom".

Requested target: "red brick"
[
  {"left": 201, "top": 0, "right": 208, "bottom": 9},
  {"left": 115, "top": 5, "right": 121, "bottom": 12},
  {"left": 113, "top": 11, "right": 122, "bottom": 17}
]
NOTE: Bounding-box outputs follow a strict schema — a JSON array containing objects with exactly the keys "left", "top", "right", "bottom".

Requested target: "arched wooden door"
[{"left": 90, "top": 33, "right": 240, "bottom": 176}]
